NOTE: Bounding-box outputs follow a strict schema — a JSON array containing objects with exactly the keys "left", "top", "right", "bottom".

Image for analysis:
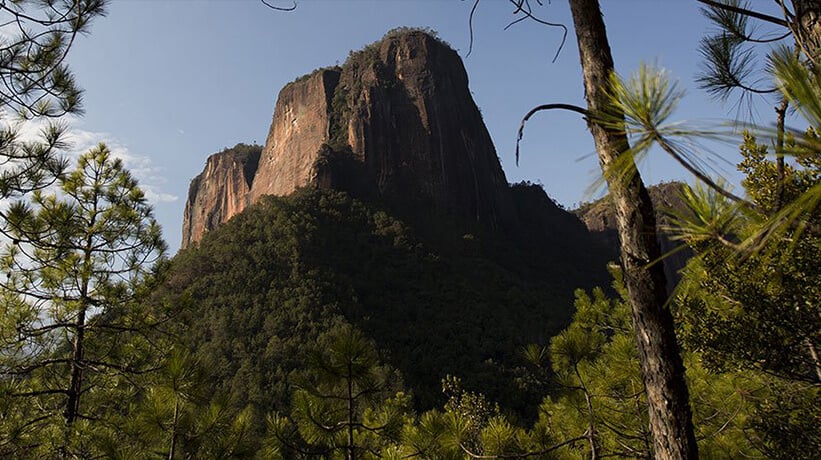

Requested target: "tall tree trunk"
[
  {"left": 567, "top": 1, "right": 698, "bottom": 459},
  {"left": 63, "top": 306, "right": 86, "bottom": 459},
  {"left": 65, "top": 219, "right": 95, "bottom": 446}
]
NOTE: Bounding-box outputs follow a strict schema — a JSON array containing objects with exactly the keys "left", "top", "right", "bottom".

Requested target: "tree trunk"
[
  {"left": 347, "top": 362, "right": 355, "bottom": 460},
  {"left": 66, "top": 308, "right": 86, "bottom": 426},
  {"left": 66, "top": 221, "right": 96, "bottom": 443},
  {"left": 567, "top": 1, "right": 698, "bottom": 459}
]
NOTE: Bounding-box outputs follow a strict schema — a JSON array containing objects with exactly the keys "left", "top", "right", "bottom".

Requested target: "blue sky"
[{"left": 61, "top": 0, "right": 789, "bottom": 252}]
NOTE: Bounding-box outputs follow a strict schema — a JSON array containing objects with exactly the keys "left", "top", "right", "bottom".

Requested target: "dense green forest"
[
  {"left": 0, "top": 1, "right": 820, "bottom": 459},
  {"left": 162, "top": 185, "right": 609, "bottom": 416}
]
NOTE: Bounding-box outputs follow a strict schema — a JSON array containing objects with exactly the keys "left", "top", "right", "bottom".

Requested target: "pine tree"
[
  {"left": 673, "top": 133, "right": 820, "bottom": 459},
  {"left": 265, "top": 324, "right": 409, "bottom": 459},
  {"left": 0, "top": 143, "right": 165, "bottom": 458},
  {"left": 567, "top": 2, "right": 697, "bottom": 457},
  {"left": 538, "top": 267, "right": 766, "bottom": 459},
  {"left": 102, "top": 350, "right": 258, "bottom": 459}
]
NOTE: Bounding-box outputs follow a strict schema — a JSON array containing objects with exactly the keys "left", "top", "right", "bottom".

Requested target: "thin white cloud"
[{"left": 2, "top": 114, "right": 177, "bottom": 204}]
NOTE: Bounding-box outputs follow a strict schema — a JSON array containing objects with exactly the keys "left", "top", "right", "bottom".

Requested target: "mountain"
[
  {"left": 182, "top": 29, "right": 517, "bottom": 249},
  {"left": 165, "top": 188, "right": 611, "bottom": 417},
  {"left": 168, "top": 28, "right": 615, "bottom": 418}
]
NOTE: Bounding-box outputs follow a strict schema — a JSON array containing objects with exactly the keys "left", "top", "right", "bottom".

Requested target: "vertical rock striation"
[
  {"left": 250, "top": 70, "right": 340, "bottom": 201},
  {"left": 333, "top": 31, "right": 514, "bottom": 228},
  {"left": 182, "top": 144, "right": 260, "bottom": 249}
]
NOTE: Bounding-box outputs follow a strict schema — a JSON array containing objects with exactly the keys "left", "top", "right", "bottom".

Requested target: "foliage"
[
  {"left": 537, "top": 268, "right": 766, "bottom": 459},
  {"left": 160, "top": 187, "right": 601, "bottom": 425},
  {"left": 596, "top": 18, "right": 821, "bottom": 455},
  {"left": 0, "top": 144, "right": 165, "bottom": 457},
  {"left": 383, "top": 26, "right": 448, "bottom": 47},
  {"left": 0, "top": 0, "right": 107, "bottom": 118},
  {"left": 0, "top": 0, "right": 107, "bottom": 200},
  {"left": 607, "top": 30, "right": 821, "bottom": 455},
  {"left": 671, "top": 132, "right": 821, "bottom": 458},
  {"left": 696, "top": 0, "right": 783, "bottom": 108},
  {"left": 748, "top": 379, "right": 820, "bottom": 459},
  {"left": 362, "top": 269, "right": 770, "bottom": 458},
  {"left": 103, "top": 350, "right": 259, "bottom": 459},
  {"left": 440, "top": 375, "right": 501, "bottom": 454},
  {"left": 675, "top": 133, "right": 820, "bottom": 382},
  {"left": 691, "top": 2, "right": 821, "bottom": 251},
  {"left": 265, "top": 324, "right": 409, "bottom": 459}
]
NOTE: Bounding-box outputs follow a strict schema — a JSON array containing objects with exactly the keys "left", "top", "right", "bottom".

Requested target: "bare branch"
[
  {"left": 466, "top": 0, "right": 480, "bottom": 57},
  {"left": 260, "top": 0, "right": 297, "bottom": 11},
  {"left": 506, "top": 0, "right": 567, "bottom": 63},
  {"left": 697, "top": 0, "right": 789, "bottom": 27},
  {"left": 515, "top": 103, "right": 589, "bottom": 165}
]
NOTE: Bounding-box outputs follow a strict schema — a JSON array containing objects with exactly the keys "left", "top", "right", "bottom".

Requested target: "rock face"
[
  {"left": 332, "top": 31, "right": 513, "bottom": 228},
  {"left": 182, "top": 144, "right": 261, "bottom": 249},
  {"left": 181, "top": 30, "right": 521, "bottom": 247},
  {"left": 250, "top": 70, "right": 340, "bottom": 201}
]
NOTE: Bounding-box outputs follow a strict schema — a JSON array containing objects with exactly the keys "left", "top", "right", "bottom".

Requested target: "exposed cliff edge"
[
  {"left": 250, "top": 69, "right": 340, "bottom": 201},
  {"left": 182, "top": 144, "right": 261, "bottom": 249},
  {"left": 182, "top": 30, "right": 518, "bottom": 248}
]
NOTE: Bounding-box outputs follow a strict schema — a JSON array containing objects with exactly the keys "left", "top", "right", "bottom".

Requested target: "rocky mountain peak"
[{"left": 181, "top": 29, "right": 515, "bottom": 248}]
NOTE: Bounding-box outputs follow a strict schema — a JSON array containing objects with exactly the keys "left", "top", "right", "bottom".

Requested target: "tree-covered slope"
[{"left": 158, "top": 188, "right": 610, "bottom": 416}]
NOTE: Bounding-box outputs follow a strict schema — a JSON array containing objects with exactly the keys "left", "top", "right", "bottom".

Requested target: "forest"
[{"left": 0, "top": 1, "right": 819, "bottom": 459}]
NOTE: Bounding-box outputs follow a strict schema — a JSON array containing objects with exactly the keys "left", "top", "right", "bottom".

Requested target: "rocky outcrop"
[
  {"left": 250, "top": 70, "right": 340, "bottom": 201},
  {"left": 575, "top": 182, "right": 694, "bottom": 290},
  {"left": 331, "top": 31, "right": 514, "bottom": 228},
  {"left": 182, "top": 30, "right": 518, "bottom": 248},
  {"left": 182, "top": 144, "right": 261, "bottom": 249}
]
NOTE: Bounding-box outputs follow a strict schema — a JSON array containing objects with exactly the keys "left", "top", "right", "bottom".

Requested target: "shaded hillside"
[{"left": 161, "top": 189, "right": 610, "bottom": 419}]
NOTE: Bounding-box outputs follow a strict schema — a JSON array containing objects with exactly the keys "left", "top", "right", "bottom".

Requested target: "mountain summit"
[{"left": 183, "top": 29, "right": 516, "bottom": 248}]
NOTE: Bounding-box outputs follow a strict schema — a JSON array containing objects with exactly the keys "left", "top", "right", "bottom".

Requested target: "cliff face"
[
  {"left": 333, "top": 31, "right": 513, "bottom": 228},
  {"left": 250, "top": 70, "right": 340, "bottom": 201},
  {"left": 182, "top": 144, "right": 261, "bottom": 249},
  {"left": 181, "top": 30, "right": 518, "bottom": 247}
]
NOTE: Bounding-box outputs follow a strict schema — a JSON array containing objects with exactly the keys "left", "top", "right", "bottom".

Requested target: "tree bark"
[
  {"left": 66, "top": 204, "right": 97, "bottom": 439},
  {"left": 791, "top": 0, "right": 821, "bottom": 70},
  {"left": 567, "top": 1, "right": 698, "bottom": 459}
]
